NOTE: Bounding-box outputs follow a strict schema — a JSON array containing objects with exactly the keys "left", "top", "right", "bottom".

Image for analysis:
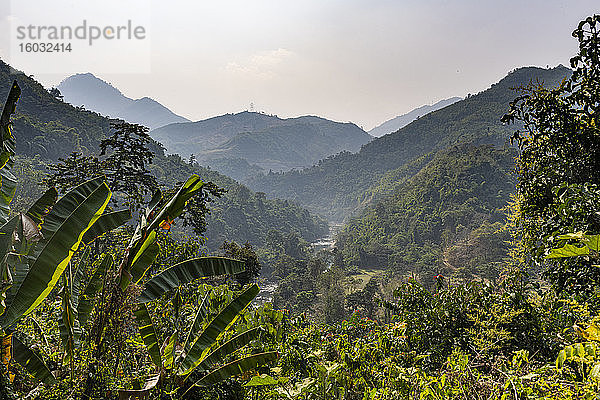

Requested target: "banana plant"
[
  {"left": 0, "top": 81, "right": 134, "bottom": 385},
  {"left": 1, "top": 78, "right": 273, "bottom": 390},
  {"left": 117, "top": 175, "right": 207, "bottom": 290},
  {"left": 0, "top": 83, "right": 116, "bottom": 330},
  {"left": 0, "top": 177, "right": 116, "bottom": 383},
  {"left": 0, "top": 81, "right": 20, "bottom": 226},
  {"left": 131, "top": 272, "right": 277, "bottom": 397},
  {"left": 18, "top": 196, "right": 129, "bottom": 382},
  {"left": 12, "top": 336, "right": 55, "bottom": 385},
  {"left": 0, "top": 81, "right": 21, "bottom": 310},
  {"left": 92, "top": 176, "right": 276, "bottom": 396},
  {"left": 0, "top": 177, "right": 112, "bottom": 329},
  {"left": 15, "top": 193, "right": 130, "bottom": 383},
  {"left": 85, "top": 175, "right": 219, "bottom": 369}
]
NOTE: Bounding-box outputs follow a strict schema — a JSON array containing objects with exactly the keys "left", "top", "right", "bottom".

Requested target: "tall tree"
[
  {"left": 502, "top": 15, "right": 600, "bottom": 293},
  {"left": 46, "top": 121, "right": 159, "bottom": 210},
  {"left": 176, "top": 181, "right": 224, "bottom": 236},
  {"left": 44, "top": 152, "right": 103, "bottom": 192},
  {"left": 100, "top": 121, "right": 158, "bottom": 209},
  {"left": 221, "top": 240, "right": 262, "bottom": 285}
]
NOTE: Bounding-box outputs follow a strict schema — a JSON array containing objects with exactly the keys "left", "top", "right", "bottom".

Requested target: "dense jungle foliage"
[
  {"left": 336, "top": 144, "right": 516, "bottom": 283},
  {"left": 0, "top": 14, "right": 599, "bottom": 400}
]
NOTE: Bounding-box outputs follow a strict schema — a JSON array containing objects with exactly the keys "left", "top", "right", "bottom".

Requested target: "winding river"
[{"left": 254, "top": 222, "right": 343, "bottom": 304}]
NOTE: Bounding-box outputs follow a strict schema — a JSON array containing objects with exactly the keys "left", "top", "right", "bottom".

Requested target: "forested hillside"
[
  {"left": 145, "top": 154, "right": 328, "bottom": 248},
  {"left": 248, "top": 66, "right": 570, "bottom": 220},
  {"left": 337, "top": 144, "right": 516, "bottom": 281},
  {"left": 0, "top": 60, "right": 327, "bottom": 250},
  {"left": 0, "top": 60, "right": 111, "bottom": 159},
  {"left": 151, "top": 111, "right": 372, "bottom": 175}
]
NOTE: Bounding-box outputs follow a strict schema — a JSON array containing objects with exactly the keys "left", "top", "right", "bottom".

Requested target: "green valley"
[
  {"left": 1, "top": 7, "right": 599, "bottom": 400},
  {"left": 248, "top": 65, "right": 570, "bottom": 221},
  {"left": 337, "top": 144, "right": 516, "bottom": 282}
]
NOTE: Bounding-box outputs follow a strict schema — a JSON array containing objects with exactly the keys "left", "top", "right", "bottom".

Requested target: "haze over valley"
[{"left": 1, "top": 2, "right": 599, "bottom": 398}]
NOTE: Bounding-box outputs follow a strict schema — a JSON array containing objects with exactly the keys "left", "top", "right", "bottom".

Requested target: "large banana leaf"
[
  {"left": 0, "top": 216, "right": 19, "bottom": 313},
  {"left": 118, "top": 177, "right": 202, "bottom": 290},
  {"left": 192, "top": 352, "right": 278, "bottom": 387},
  {"left": 145, "top": 190, "right": 162, "bottom": 219},
  {"left": 179, "top": 284, "right": 259, "bottom": 376},
  {"left": 163, "top": 331, "right": 177, "bottom": 370},
  {"left": 0, "top": 81, "right": 25, "bottom": 312},
  {"left": 0, "top": 81, "right": 20, "bottom": 226},
  {"left": 81, "top": 209, "right": 131, "bottom": 244},
  {"left": 39, "top": 177, "right": 107, "bottom": 238},
  {"left": 0, "top": 81, "right": 19, "bottom": 168},
  {"left": 12, "top": 336, "right": 56, "bottom": 385},
  {"left": 0, "top": 216, "right": 18, "bottom": 257},
  {"left": 3, "top": 213, "right": 33, "bottom": 313},
  {"left": 134, "top": 304, "right": 162, "bottom": 368},
  {"left": 137, "top": 258, "right": 245, "bottom": 304},
  {"left": 0, "top": 178, "right": 111, "bottom": 328},
  {"left": 4, "top": 254, "right": 29, "bottom": 318},
  {"left": 77, "top": 253, "right": 112, "bottom": 327},
  {"left": 0, "top": 189, "right": 56, "bottom": 313},
  {"left": 198, "top": 327, "right": 262, "bottom": 371},
  {"left": 129, "top": 231, "right": 160, "bottom": 284}
]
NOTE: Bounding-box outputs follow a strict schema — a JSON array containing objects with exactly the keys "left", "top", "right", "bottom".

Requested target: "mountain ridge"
[
  {"left": 57, "top": 72, "right": 190, "bottom": 130},
  {"left": 336, "top": 144, "right": 517, "bottom": 279},
  {"left": 151, "top": 110, "right": 373, "bottom": 174},
  {"left": 0, "top": 60, "right": 328, "bottom": 250},
  {"left": 369, "top": 97, "right": 462, "bottom": 137},
  {"left": 247, "top": 65, "right": 572, "bottom": 221}
]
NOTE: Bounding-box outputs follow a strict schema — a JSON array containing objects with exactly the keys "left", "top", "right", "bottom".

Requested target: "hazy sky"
[{"left": 1, "top": 1, "right": 599, "bottom": 130}]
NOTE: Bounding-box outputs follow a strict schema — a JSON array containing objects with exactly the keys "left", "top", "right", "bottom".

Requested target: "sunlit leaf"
[
  {"left": 137, "top": 258, "right": 245, "bottom": 304},
  {"left": 193, "top": 352, "right": 278, "bottom": 387},
  {"left": 546, "top": 243, "right": 589, "bottom": 259}
]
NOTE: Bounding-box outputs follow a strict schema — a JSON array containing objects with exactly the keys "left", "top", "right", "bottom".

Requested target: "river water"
[
  {"left": 254, "top": 222, "right": 342, "bottom": 305},
  {"left": 311, "top": 222, "right": 343, "bottom": 251}
]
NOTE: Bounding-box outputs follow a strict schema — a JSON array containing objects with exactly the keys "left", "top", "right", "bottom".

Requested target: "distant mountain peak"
[
  {"left": 60, "top": 72, "right": 120, "bottom": 89},
  {"left": 58, "top": 73, "right": 190, "bottom": 130},
  {"left": 369, "top": 97, "right": 462, "bottom": 138}
]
